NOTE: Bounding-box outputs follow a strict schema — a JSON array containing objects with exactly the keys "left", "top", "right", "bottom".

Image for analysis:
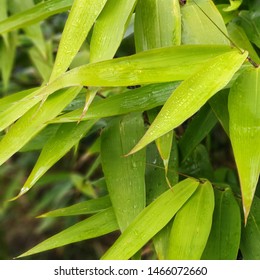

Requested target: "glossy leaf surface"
[
  {"left": 129, "top": 50, "right": 247, "bottom": 154},
  {"left": 229, "top": 66, "right": 260, "bottom": 222},
  {"left": 168, "top": 180, "right": 214, "bottom": 260},
  {"left": 101, "top": 178, "right": 199, "bottom": 260},
  {"left": 101, "top": 113, "right": 146, "bottom": 231}
]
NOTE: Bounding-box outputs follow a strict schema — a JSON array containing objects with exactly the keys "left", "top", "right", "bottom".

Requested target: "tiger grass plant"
[{"left": 0, "top": 0, "right": 259, "bottom": 259}]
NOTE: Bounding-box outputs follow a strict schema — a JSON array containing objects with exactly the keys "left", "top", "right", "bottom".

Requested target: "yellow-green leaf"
[
  {"left": 50, "top": 0, "right": 107, "bottom": 81},
  {"left": 167, "top": 180, "right": 214, "bottom": 260},
  {"left": 129, "top": 50, "right": 247, "bottom": 155},
  {"left": 0, "top": 87, "right": 81, "bottom": 166},
  {"left": 18, "top": 208, "right": 118, "bottom": 258},
  {"left": 181, "top": 0, "right": 229, "bottom": 45},
  {"left": 101, "top": 178, "right": 199, "bottom": 260},
  {"left": 17, "top": 120, "right": 96, "bottom": 198},
  {"left": 228, "top": 66, "right": 260, "bottom": 222},
  {"left": 202, "top": 187, "right": 241, "bottom": 259},
  {"left": 101, "top": 113, "right": 146, "bottom": 232},
  {"left": 90, "top": 0, "right": 137, "bottom": 62},
  {"left": 134, "top": 0, "right": 181, "bottom": 52},
  {"left": 38, "top": 196, "right": 111, "bottom": 218}
]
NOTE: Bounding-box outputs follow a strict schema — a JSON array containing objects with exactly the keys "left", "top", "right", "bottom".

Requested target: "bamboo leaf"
[
  {"left": 128, "top": 50, "right": 247, "bottom": 155},
  {"left": 90, "top": 0, "right": 137, "bottom": 62},
  {"left": 0, "top": 32, "right": 17, "bottom": 90},
  {"left": 179, "top": 103, "right": 217, "bottom": 160},
  {"left": 0, "top": 87, "right": 81, "bottom": 166},
  {"left": 167, "top": 180, "right": 214, "bottom": 260},
  {"left": 0, "top": 88, "right": 41, "bottom": 131},
  {"left": 18, "top": 120, "right": 96, "bottom": 197},
  {"left": 181, "top": 0, "right": 230, "bottom": 45},
  {"left": 202, "top": 187, "right": 241, "bottom": 259},
  {"left": 51, "top": 82, "right": 180, "bottom": 123},
  {"left": 228, "top": 66, "right": 260, "bottom": 222},
  {"left": 101, "top": 178, "right": 199, "bottom": 260},
  {"left": 18, "top": 208, "right": 118, "bottom": 258},
  {"left": 101, "top": 113, "right": 146, "bottom": 232},
  {"left": 9, "top": 0, "right": 48, "bottom": 59},
  {"left": 46, "top": 45, "right": 238, "bottom": 90},
  {"left": 223, "top": 0, "right": 242, "bottom": 12},
  {"left": 38, "top": 196, "right": 111, "bottom": 218},
  {"left": 240, "top": 196, "right": 260, "bottom": 260},
  {"left": 0, "top": 0, "right": 73, "bottom": 34},
  {"left": 227, "top": 21, "right": 260, "bottom": 64},
  {"left": 50, "top": 0, "right": 107, "bottom": 80},
  {"left": 209, "top": 89, "right": 230, "bottom": 135},
  {"left": 134, "top": 0, "right": 181, "bottom": 52}
]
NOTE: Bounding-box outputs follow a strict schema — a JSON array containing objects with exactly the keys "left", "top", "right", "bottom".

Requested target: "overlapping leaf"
[
  {"left": 129, "top": 50, "right": 247, "bottom": 154},
  {"left": 50, "top": 0, "right": 107, "bottom": 80},
  {"left": 90, "top": 0, "right": 137, "bottom": 62},
  {"left": 0, "top": 0, "right": 73, "bottom": 34},
  {"left": 202, "top": 187, "right": 241, "bottom": 259},
  {"left": 101, "top": 113, "right": 145, "bottom": 232},
  {"left": 0, "top": 87, "right": 81, "bottom": 166},
  {"left": 18, "top": 208, "right": 118, "bottom": 258},
  {"left": 229, "top": 66, "right": 260, "bottom": 222},
  {"left": 167, "top": 180, "right": 214, "bottom": 260},
  {"left": 101, "top": 178, "right": 199, "bottom": 260},
  {"left": 38, "top": 196, "right": 111, "bottom": 218}
]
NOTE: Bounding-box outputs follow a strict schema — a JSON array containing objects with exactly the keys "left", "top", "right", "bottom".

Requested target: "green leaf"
[
  {"left": 20, "top": 124, "right": 61, "bottom": 152},
  {"left": 18, "top": 120, "right": 96, "bottom": 197},
  {"left": 0, "top": 87, "right": 41, "bottom": 131},
  {"left": 134, "top": 0, "right": 181, "bottom": 52},
  {"left": 0, "top": 0, "right": 73, "bottom": 34},
  {"left": 50, "top": 0, "right": 107, "bottom": 80},
  {"left": 240, "top": 196, "right": 260, "bottom": 260},
  {"left": 228, "top": 66, "right": 260, "bottom": 222},
  {"left": 0, "top": 87, "right": 81, "bottom": 166},
  {"left": 0, "top": 32, "right": 17, "bottom": 90},
  {"left": 90, "top": 0, "right": 137, "bottom": 62},
  {"left": 181, "top": 0, "right": 229, "bottom": 45},
  {"left": 227, "top": 21, "right": 260, "bottom": 64},
  {"left": 38, "top": 195, "right": 112, "bottom": 218},
  {"left": 179, "top": 103, "right": 217, "bottom": 160},
  {"left": 18, "top": 208, "right": 118, "bottom": 258},
  {"left": 202, "top": 187, "right": 241, "bottom": 260},
  {"left": 40, "top": 45, "right": 240, "bottom": 101},
  {"left": 101, "top": 113, "right": 146, "bottom": 232},
  {"left": 101, "top": 178, "right": 199, "bottom": 260},
  {"left": 129, "top": 50, "right": 247, "bottom": 155},
  {"left": 51, "top": 82, "right": 180, "bottom": 123},
  {"left": 9, "top": 0, "right": 48, "bottom": 59},
  {"left": 238, "top": 10, "right": 260, "bottom": 48},
  {"left": 167, "top": 180, "right": 214, "bottom": 260},
  {"left": 179, "top": 144, "right": 214, "bottom": 180},
  {"left": 209, "top": 89, "right": 230, "bottom": 135},
  {"left": 223, "top": 0, "right": 242, "bottom": 12}
]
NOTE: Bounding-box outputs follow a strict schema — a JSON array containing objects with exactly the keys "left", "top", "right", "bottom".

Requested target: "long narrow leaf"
[
  {"left": 50, "top": 0, "right": 107, "bottom": 80},
  {"left": 0, "top": 87, "right": 81, "bottom": 166},
  {"left": 51, "top": 82, "right": 180, "bottom": 123},
  {"left": 18, "top": 120, "right": 96, "bottom": 197},
  {"left": 202, "top": 187, "right": 241, "bottom": 259},
  {"left": 228, "top": 66, "right": 260, "bottom": 222},
  {"left": 167, "top": 180, "right": 214, "bottom": 260},
  {"left": 101, "top": 178, "right": 199, "bottom": 260},
  {"left": 101, "top": 113, "right": 146, "bottom": 231},
  {"left": 90, "top": 0, "right": 137, "bottom": 62},
  {"left": 0, "top": 0, "right": 73, "bottom": 34},
  {"left": 38, "top": 196, "right": 111, "bottom": 218},
  {"left": 18, "top": 208, "right": 118, "bottom": 258},
  {"left": 128, "top": 50, "right": 247, "bottom": 154}
]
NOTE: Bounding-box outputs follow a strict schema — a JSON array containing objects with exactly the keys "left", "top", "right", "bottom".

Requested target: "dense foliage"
[{"left": 0, "top": 0, "right": 259, "bottom": 259}]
